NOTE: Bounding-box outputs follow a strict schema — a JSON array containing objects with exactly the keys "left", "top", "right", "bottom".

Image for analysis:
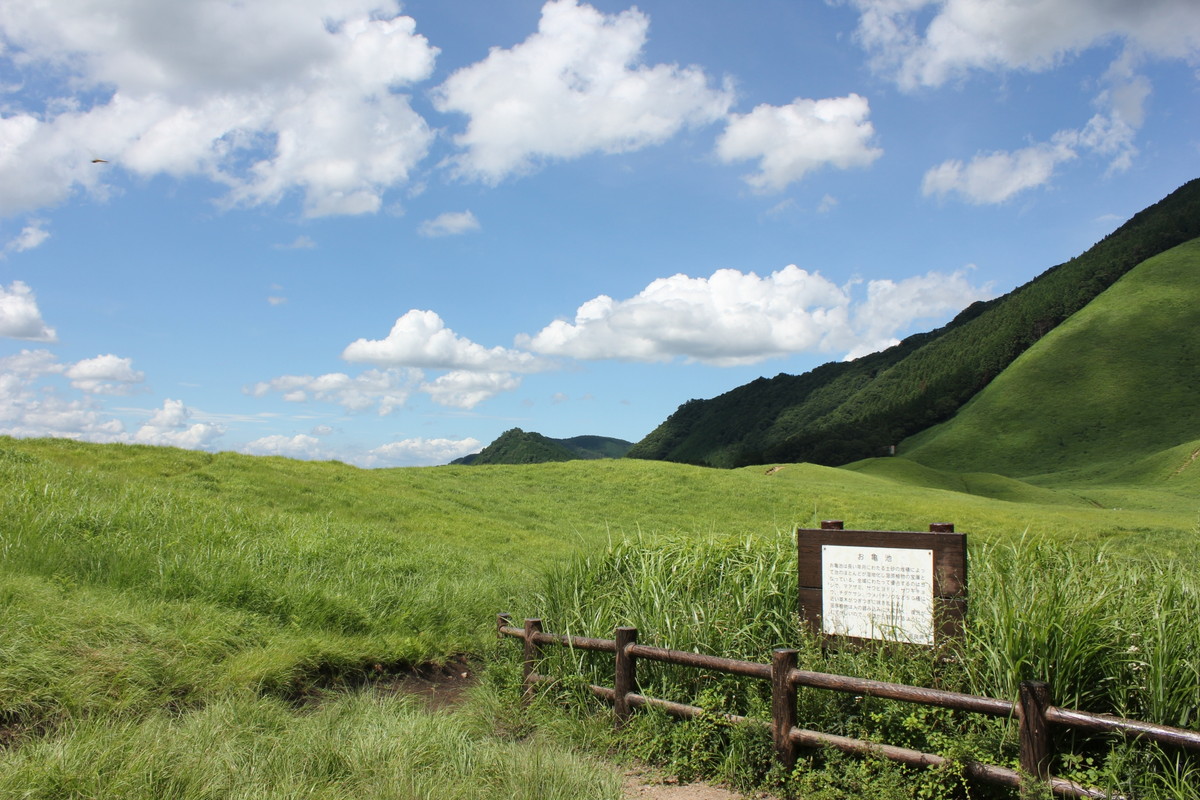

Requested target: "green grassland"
[
  {"left": 9, "top": 189, "right": 1199, "bottom": 799},
  {"left": 1, "top": 434, "right": 1198, "bottom": 798},
  {"left": 900, "top": 238, "right": 1200, "bottom": 486}
]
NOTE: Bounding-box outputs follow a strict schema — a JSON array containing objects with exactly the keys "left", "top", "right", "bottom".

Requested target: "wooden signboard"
[{"left": 797, "top": 521, "right": 967, "bottom": 646}]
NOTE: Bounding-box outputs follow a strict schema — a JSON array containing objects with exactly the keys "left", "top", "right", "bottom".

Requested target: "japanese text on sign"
[{"left": 821, "top": 544, "right": 934, "bottom": 645}]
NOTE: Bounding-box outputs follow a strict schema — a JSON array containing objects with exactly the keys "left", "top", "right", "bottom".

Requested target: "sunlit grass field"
[{"left": 1, "top": 436, "right": 1197, "bottom": 798}]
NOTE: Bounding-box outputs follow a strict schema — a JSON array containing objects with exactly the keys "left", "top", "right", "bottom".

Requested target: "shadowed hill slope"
[{"left": 627, "top": 178, "right": 1200, "bottom": 468}]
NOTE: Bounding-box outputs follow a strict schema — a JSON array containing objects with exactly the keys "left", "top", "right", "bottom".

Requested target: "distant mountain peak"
[{"left": 452, "top": 428, "right": 633, "bottom": 465}]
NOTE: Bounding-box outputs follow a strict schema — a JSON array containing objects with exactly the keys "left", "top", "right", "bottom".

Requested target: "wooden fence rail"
[{"left": 498, "top": 614, "right": 1200, "bottom": 800}]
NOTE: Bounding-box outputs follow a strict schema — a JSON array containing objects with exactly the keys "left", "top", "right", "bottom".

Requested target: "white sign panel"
[{"left": 821, "top": 544, "right": 935, "bottom": 645}]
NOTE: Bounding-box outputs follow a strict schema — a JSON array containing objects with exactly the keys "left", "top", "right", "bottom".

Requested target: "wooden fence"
[{"left": 498, "top": 614, "right": 1200, "bottom": 799}]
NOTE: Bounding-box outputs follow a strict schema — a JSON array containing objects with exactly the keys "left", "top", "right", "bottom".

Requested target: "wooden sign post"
[{"left": 797, "top": 521, "right": 967, "bottom": 646}]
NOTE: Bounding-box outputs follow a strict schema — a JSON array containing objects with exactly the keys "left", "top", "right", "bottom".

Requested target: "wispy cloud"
[
  {"left": 922, "top": 135, "right": 1078, "bottom": 205},
  {"left": 849, "top": 0, "right": 1200, "bottom": 91},
  {"left": 418, "top": 210, "right": 481, "bottom": 237},
  {"left": 849, "top": 0, "right": 1197, "bottom": 203},
  {"left": 246, "top": 368, "right": 422, "bottom": 415},
  {"left": 3, "top": 221, "right": 50, "bottom": 255},
  {"left": 274, "top": 235, "right": 317, "bottom": 250}
]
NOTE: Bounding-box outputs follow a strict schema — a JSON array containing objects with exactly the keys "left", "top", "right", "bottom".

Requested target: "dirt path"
[
  {"left": 621, "top": 767, "right": 766, "bottom": 800},
  {"left": 386, "top": 661, "right": 771, "bottom": 800}
]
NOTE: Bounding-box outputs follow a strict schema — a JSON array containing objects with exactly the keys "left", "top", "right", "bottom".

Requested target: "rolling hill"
[
  {"left": 452, "top": 428, "right": 633, "bottom": 464},
  {"left": 897, "top": 237, "right": 1200, "bottom": 484},
  {"left": 626, "top": 178, "right": 1200, "bottom": 469}
]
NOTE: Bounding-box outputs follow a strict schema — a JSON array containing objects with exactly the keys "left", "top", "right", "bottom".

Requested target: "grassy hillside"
[
  {"left": 2, "top": 437, "right": 1198, "bottom": 797},
  {"left": 900, "top": 238, "right": 1200, "bottom": 482},
  {"left": 452, "top": 428, "right": 633, "bottom": 464},
  {"left": 628, "top": 177, "right": 1200, "bottom": 468},
  {"left": 840, "top": 457, "right": 1098, "bottom": 507}
]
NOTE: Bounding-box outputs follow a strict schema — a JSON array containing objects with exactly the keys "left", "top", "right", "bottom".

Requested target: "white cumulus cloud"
[
  {"left": 716, "top": 95, "right": 883, "bottom": 192},
  {"left": 519, "top": 265, "right": 990, "bottom": 365},
  {"left": 0, "top": 349, "right": 124, "bottom": 441},
  {"left": 0, "top": 350, "right": 222, "bottom": 448},
  {"left": 342, "top": 309, "right": 549, "bottom": 372},
  {"left": 0, "top": 0, "right": 438, "bottom": 217},
  {"left": 63, "top": 354, "right": 146, "bottom": 395},
  {"left": 241, "top": 434, "right": 333, "bottom": 461},
  {"left": 0, "top": 281, "right": 57, "bottom": 341},
  {"left": 253, "top": 316, "right": 546, "bottom": 413},
  {"left": 132, "top": 399, "right": 224, "bottom": 449},
  {"left": 433, "top": 0, "right": 733, "bottom": 183},
  {"left": 418, "top": 210, "right": 481, "bottom": 237}
]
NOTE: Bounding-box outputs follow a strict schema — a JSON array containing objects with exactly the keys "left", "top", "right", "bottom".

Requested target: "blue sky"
[{"left": 1, "top": 0, "right": 1197, "bottom": 466}]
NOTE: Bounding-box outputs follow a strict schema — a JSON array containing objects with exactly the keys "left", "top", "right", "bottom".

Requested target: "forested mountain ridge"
[
  {"left": 626, "top": 178, "right": 1200, "bottom": 468},
  {"left": 452, "top": 428, "right": 633, "bottom": 465}
]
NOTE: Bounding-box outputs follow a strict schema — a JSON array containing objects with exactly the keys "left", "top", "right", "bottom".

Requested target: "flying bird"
[{"left": 91, "top": 158, "right": 108, "bottom": 163}]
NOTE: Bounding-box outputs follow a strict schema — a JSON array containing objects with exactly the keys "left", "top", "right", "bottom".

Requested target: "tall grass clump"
[
  {"left": 0, "top": 691, "right": 623, "bottom": 800},
  {"left": 517, "top": 532, "right": 1200, "bottom": 798},
  {"left": 0, "top": 570, "right": 286, "bottom": 744},
  {"left": 964, "top": 539, "right": 1200, "bottom": 727}
]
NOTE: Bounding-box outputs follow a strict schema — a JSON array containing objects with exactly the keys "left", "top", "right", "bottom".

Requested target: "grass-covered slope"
[
  {"left": 628, "top": 178, "right": 1200, "bottom": 468},
  {"left": 3, "top": 436, "right": 1199, "bottom": 797},
  {"left": 840, "top": 456, "right": 1095, "bottom": 507},
  {"left": 452, "top": 428, "right": 633, "bottom": 464},
  {"left": 900, "top": 238, "right": 1200, "bottom": 483}
]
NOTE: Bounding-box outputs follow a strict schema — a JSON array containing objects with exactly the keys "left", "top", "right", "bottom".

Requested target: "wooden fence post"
[
  {"left": 522, "top": 618, "right": 543, "bottom": 704},
  {"left": 614, "top": 626, "right": 638, "bottom": 727},
  {"left": 1018, "top": 680, "right": 1053, "bottom": 797},
  {"left": 771, "top": 648, "right": 799, "bottom": 773}
]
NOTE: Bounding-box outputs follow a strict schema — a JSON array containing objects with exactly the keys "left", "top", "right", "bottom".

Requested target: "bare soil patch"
[
  {"left": 621, "top": 767, "right": 770, "bottom": 800},
  {"left": 378, "top": 654, "right": 477, "bottom": 710}
]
